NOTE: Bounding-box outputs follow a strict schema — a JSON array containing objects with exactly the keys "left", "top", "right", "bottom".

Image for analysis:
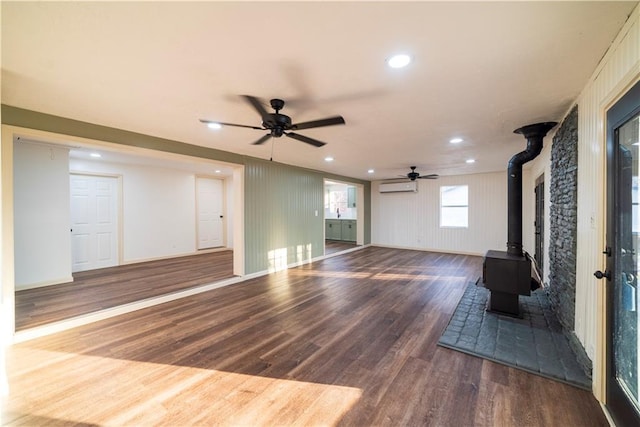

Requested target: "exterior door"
[
  {"left": 70, "top": 174, "right": 119, "bottom": 272},
  {"left": 603, "top": 80, "right": 640, "bottom": 426},
  {"left": 196, "top": 177, "right": 224, "bottom": 249}
]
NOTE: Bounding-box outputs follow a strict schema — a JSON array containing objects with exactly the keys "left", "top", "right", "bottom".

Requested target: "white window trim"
[{"left": 439, "top": 185, "right": 469, "bottom": 228}]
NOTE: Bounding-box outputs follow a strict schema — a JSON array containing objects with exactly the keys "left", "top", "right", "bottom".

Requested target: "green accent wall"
[
  {"left": 2, "top": 105, "right": 371, "bottom": 275},
  {"left": 244, "top": 158, "right": 324, "bottom": 273}
]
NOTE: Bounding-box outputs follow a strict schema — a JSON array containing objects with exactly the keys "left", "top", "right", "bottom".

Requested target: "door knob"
[{"left": 594, "top": 270, "right": 612, "bottom": 280}]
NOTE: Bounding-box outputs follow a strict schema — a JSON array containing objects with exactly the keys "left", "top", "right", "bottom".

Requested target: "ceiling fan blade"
[
  {"left": 252, "top": 134, "right": 272, "bottom": 145},
  {"left": 291, "top": 116, "right": 345, "bottom": 130},
  {"left": 199, "top": 119, "right": 262, "bottom": 130},
  {"left": 242, "top": 95, "right": 271, "bottom": 121},
  {"left": 285, "top": 132, "right": 326, "bottom": 147},
  {"left": 419, "top": 174, "right": 439, "bottom": 179}
]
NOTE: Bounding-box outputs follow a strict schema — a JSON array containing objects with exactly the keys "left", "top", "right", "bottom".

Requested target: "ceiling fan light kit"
[{"left": 200, "top": 95, "right": 346, "bottom": 149}]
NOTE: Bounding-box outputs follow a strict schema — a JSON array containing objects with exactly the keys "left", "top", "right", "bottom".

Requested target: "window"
[
  {"left": 440, "top": 185, "right": 468, "bottom": 228},
  {"left": 325, "top": 189, "right": 348, "bottom": 216}
]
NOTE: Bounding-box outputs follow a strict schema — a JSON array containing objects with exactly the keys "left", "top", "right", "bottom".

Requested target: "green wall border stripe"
[{"left": 2, "top": 104, "right": 245, "bottom": 164}]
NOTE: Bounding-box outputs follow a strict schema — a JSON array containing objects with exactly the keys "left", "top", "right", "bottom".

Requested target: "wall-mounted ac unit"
[{"left": 379, "top": 181, "right": 418, "bottom": 193}]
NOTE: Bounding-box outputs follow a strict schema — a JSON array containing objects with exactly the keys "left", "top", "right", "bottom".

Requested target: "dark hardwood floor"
[
  {"left": 15, "top": 250, "right": 234, "bottom": 330},
  {"left": 4, "top": 247, "right": 607, "bottom": 426},
  {"left": 325, "top": 240, "right": 359, "bottom": 255}
]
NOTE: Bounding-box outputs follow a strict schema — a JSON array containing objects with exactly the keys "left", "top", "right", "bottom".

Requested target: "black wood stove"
[{"left": 483, "top": 122, "right": 557, "bottom": 316}]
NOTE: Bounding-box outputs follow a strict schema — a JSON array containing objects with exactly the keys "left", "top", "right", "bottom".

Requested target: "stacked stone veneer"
[{"left": 548, "top": 106, "right": 591, "bottom": 374}]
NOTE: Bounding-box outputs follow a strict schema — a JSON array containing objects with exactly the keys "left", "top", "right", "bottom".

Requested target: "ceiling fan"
[
  {"left": 200, "top": 95, "right": 345, "bottom": 147},
  {"left": 398, "top": 166, "right": 439, "bottom": 181}
]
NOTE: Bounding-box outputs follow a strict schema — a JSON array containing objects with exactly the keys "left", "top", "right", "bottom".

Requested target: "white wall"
[
  {"left": 70, "top": 159, "right": 226, "bottom": 263},
  {"left": 371, "top": 171, "right": 507, "bottom": 255},
  {"left": 14, "top": 142, "right": 72, "bottom": 288}
]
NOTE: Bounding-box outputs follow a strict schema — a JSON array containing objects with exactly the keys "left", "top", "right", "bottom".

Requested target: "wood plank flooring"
[
  {"left": 325, "top": 240, "right": 359, "bottom": 255},
  {"left": 3, "top": 247, "right": 607, "bottom": 426},
  {"left": 15, "top": 250, "right": 234, "bottom": 330}
]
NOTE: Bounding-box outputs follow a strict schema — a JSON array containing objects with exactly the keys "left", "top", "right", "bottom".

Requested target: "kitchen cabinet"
[
  {"left": 341, "top": 220, "right": 356, "bottom": 242},
  {"left": 326, "top": 219, "right": 357, "bottom": 241},
  {"left": 347, "top": 187, "right": 356, "bottom": 208},
  {"left": 326, "top": 219, "right": 343, "bottom": 240}
]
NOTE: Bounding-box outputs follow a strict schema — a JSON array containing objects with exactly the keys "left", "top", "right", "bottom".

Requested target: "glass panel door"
[{"left": 606, "top": 80, "right": 640, "bottom": 426}]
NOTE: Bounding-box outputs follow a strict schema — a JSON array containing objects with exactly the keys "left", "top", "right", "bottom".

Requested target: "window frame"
[{"left": 439, "top": 185, "right": 469, "bottom": 228}]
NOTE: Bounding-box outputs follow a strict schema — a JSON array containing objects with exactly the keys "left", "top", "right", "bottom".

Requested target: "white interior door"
[
  {"left": 197, "top": 177, "right": 224, "bottom": 249},
  {"left": 70, "top": 174, "right": 119, "bottom": 272}
]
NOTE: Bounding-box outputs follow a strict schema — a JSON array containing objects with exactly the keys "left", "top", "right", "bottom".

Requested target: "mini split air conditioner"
[{"left": 379, "top": 181, "right": 418, "bottom": 193}]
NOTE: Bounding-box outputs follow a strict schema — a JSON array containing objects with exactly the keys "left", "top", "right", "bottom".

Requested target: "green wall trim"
[{"left": 2, "top": 104, "right": 246, "bottom": 164}]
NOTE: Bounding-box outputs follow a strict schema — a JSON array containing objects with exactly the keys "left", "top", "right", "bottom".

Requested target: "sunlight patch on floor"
[{"left": 2, "top": 348, "right": 362, "bottom": 426}]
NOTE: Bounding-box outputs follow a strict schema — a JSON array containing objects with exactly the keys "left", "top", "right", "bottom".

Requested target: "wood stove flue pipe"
[{"left": 507, "top": 122, "right": 557, "bottom": 256}]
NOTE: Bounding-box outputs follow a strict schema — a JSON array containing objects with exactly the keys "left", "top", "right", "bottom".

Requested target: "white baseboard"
[
  {"left": 15, "top": 276, "right": 74, "bottom": 291},
  {"left": 371, "top": 243, "right": 483, "bottom": 257}
]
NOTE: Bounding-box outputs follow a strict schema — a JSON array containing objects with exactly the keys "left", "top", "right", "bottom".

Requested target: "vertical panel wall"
[
  {"left": 577, "top": 6, "right": 639, "bottom": 388},
  {"left": 244, "top": 158, "right": 325, "bottom": 274},
  {"left": 371, "top": 171, "right": 507, "bottom": 256}
]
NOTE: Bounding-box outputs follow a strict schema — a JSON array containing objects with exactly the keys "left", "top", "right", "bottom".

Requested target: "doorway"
[
  {"left": 324, "top": 180, "right": 359, "bottom": 254},
  {"left": 196, "top": 176, "right": 225, "bottom": 250},
  {"left": 70, "top": 174, "right": 120, "bottom": 272},
  {"left": 603, "top": 79, "right": 640, "bottom": 426}
]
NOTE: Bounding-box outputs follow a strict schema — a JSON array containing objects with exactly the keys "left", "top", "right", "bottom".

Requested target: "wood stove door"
[{"left": 605, "top": 79, "right": 640, "bottom": 426}]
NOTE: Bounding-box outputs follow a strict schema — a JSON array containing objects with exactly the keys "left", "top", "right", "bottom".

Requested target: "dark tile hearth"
[{"left": 438, "top": 283, "right": 590, "bottom": 390}]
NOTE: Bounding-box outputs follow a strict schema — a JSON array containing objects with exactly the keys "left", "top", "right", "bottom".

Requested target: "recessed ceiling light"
[
  {"left": 324, "top": 156, "right": 334, "bottom": 162},
  {"left": 368, "top": 169, "right": 375, "bottom": 174},
  {"left": 207, "top": 122, "right": 222, "bottom": 129},
  {"left": 215, "top": 170, "right": 221, "bottom": 173},
  {"left": 466, "top": 159, "right": 476, "bottom": 164},
  {"left": 90, "top": 153, "right": 102, "bottom": 158},
  {"left": 387, "top": 54, "right": 411, "bottom": 69},
  {"left": 450, "top": 138, "right": 464, "bottom": 144}
]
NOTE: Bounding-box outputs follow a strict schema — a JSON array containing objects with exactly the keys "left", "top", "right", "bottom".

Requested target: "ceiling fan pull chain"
[{"left": 270, "top": 137, "right": 275, "bottom": 161}]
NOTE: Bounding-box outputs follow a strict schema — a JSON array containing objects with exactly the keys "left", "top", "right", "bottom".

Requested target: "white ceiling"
[{"left": 2, "top": 1, "right": 637, "bottom": 181}]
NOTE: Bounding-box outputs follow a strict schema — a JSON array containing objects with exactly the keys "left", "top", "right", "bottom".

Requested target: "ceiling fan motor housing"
[
  {"left": 408, "top": 166, "right": 419, "bottom": 180},
  {"left": 264, "top": 113, "right": 292, "bottom": 137}
]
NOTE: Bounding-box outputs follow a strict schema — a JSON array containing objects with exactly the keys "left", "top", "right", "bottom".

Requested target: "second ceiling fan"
[
  {"left": 400, "top": 166, "right": 439, "bottom": 181},
  {"left": 200, "top": 95, "right": 345, "bottom": 147}
]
